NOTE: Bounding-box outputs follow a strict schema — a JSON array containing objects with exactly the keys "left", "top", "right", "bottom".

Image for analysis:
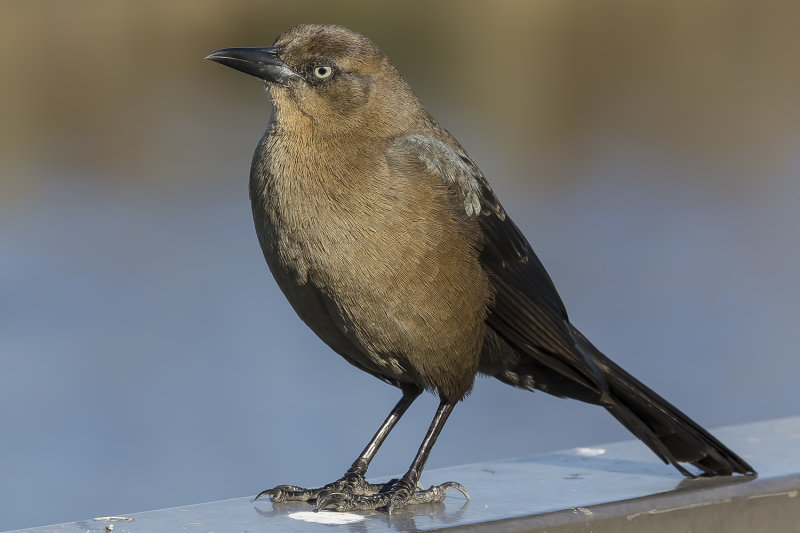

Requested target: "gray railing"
[{"left": 7, "top": 417, "right": 799, "bottom": 532}]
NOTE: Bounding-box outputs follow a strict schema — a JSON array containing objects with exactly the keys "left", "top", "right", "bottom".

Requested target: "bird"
[{"left": 206, "top": 24, "right": 755, "bottom": 513}]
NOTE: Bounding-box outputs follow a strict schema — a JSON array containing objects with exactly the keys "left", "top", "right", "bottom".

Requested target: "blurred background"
[{"left": 1, "top": 0, "right": 798, "bottom": 530}]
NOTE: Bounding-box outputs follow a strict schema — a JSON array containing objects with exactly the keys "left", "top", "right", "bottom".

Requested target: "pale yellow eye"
[{"left": 314, "top": 66, "right": 333, "bottom": 79}]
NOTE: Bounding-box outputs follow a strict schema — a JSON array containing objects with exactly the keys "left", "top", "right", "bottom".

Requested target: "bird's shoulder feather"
[{"left": 390, "top": 133, "right": 504, "bottom": 219}]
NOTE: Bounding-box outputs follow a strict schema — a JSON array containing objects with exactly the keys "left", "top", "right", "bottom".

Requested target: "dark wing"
[
  {"left": 391, "top": 133, "right": 606, "bottom": 393},
  {"left": 390, "top": 134, "right": 760, "bottom": 476}
]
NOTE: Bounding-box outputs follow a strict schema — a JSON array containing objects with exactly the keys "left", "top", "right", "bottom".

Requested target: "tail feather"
[{"left": 570, "top": 326, "right": 755, "bottom": 476}]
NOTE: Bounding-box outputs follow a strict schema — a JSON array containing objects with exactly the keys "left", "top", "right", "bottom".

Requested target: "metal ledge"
[{"left": 7, "top": 417, "right": 799, "bottom": 532}]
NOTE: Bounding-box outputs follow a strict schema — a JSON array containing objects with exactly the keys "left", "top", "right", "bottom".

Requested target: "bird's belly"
[
  {"left": 262, "top": 215, "right": 484, "bottom": 394},
  {"left": 255, "top": 210, "right": 421, "bottom": 384}
]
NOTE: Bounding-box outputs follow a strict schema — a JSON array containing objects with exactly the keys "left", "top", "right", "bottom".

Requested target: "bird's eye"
[{"left": 313, "top": 66, "right": 333, "bottom": 79}]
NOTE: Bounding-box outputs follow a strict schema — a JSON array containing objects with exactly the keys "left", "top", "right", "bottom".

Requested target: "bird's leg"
[
  {"left": 316, "top": 399, "right": 469, "bottom": 513},
  {"left": 257, "top": 387, "right": 421, "bottom": 504}
]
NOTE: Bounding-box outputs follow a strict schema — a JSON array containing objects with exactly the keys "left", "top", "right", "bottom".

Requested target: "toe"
[
  {"left": 315, "top": 491, "right": 349, "bottom": 511},
  {"left": 256, "top": 484, "right": 317, "bottom": 503}
]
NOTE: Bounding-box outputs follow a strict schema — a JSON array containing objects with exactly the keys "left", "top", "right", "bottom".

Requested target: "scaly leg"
[
  {"left": 315, "top": 399, "right": 469, "bottom": 513},
  {"left": 257, "top": 387, "right": 422, "bottom": 503}
]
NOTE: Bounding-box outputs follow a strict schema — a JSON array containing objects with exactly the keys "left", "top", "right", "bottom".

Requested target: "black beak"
[{"left": 205, "top": 47, "right": 300, "bottom": 87}]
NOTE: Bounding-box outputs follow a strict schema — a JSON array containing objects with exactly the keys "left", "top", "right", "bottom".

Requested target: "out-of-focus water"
[{"left": 1, "top": 2, "right": 798, "bottom": 530}]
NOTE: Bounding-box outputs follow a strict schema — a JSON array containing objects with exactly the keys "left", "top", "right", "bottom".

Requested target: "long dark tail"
[{"left": 570, "top": 326, "right": 755, "bottom": 476}]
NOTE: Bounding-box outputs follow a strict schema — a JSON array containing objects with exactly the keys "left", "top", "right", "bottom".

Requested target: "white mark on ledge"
[
  {"left": 288, "top": 511, "right": 365, "bottom": 525},
  {"left": 574, "top": 447, "right": 606, "bottom": 457}
]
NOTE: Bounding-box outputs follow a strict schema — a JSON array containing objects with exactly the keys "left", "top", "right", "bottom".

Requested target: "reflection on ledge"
[{"left": 9, "top": 417, "right": 799, "bottom": 533}]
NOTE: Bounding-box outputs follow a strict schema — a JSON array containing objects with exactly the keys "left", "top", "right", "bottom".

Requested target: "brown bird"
[{"left": 206, "top": 24, "right": 754, "bottom": 513}]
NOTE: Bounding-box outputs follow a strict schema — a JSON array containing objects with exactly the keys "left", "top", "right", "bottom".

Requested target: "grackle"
[{"left": 207, "top": 24, "right": 754, "bottom": 513}]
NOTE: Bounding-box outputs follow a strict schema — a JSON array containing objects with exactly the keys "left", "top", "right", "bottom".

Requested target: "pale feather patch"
[{"left": 396, "top": 134, "right": 483, "bottom": 216}]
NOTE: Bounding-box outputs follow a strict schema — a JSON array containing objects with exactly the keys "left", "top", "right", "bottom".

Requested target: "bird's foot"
[
  {"left": 256, "top": 474, "right": 389, "bottom": 504},
  {"left": 316, "top": 478, "right": 469, "bottom": 513},
  {"left": 257, "top": 475, "right": 469, "bottom": 513}
]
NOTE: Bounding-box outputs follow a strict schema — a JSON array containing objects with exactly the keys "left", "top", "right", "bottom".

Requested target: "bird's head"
[{"left": 207, "top": 24, "right": 421, "bottom": 137}]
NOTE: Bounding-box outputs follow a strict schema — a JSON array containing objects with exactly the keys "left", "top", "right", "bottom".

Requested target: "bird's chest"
[
  {"left": 251, "top": 138, "right": 403, "bottom": 309},
  {"left": 249, "top": 133, "right": 490, "bottom": 397},
  {"left": 251, "top": 151, "right": 422, "bottom": 375},
  {"left": 256, "top": 176, "right": 377, "bottom": 289}
]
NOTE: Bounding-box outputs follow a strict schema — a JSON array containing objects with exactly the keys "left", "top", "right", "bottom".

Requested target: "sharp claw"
[
  {"left": 255, "top": 484, "right": 312, "bottom": 503},
  {"left": 255, "top": 487, "right": 287, "bottom": 502},
  {"left": 439, "top": 481, "right": 470, "bottom": 500}
]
